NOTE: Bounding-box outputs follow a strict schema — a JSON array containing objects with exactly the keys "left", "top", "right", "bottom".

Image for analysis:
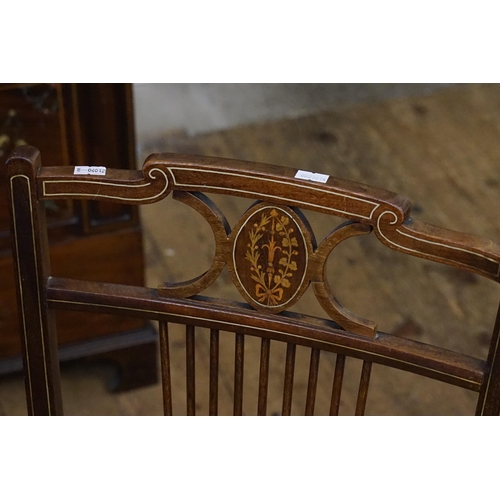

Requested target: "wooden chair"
[{"left": 5, "top": 145, "right": 500, "bottom": 415}]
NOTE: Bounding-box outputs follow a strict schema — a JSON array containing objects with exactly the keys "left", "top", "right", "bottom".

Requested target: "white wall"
[{"left": 133, "top": 83, "right": 458, "bottom": 144}]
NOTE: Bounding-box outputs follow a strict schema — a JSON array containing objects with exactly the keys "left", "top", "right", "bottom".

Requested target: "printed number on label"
[
  {"left": 295, "top": 170, "right": 329, "bottom": 183},
  {"left": 74, "top": 166, "right": 107, "bottom": 176}
]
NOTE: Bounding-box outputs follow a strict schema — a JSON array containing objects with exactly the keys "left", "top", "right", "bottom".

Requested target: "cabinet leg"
[
  {"left": 98, "top": 340, "right": 159, "bottom": 393},
  {"left": 0, "top": 324, "right": 160, "bottom": 393}
]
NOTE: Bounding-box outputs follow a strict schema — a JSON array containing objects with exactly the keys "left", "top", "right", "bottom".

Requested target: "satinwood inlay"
[{"left": 229, "top": 204, "right": 312, "bottom": 312}]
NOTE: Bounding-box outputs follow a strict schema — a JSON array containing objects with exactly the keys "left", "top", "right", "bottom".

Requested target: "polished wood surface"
[
  {"left": 35, "top": 151, "right": 500, "bottom": 337},
  {"left": 38, "top": 153, "right": 500, "bottom": 283},
  {"left": 6, "top": 146, "right": 62, "bottom": 415},
  {"left": 0, "top": 84, "right": 155, "bottom": 389},
  {"left": 6, "top": 143, "right": 500, "bottom": 415}
]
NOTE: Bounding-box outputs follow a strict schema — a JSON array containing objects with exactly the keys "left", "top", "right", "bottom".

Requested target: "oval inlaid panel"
[{"left": 229, "top": 203, "right": 312, "bottom": 313}]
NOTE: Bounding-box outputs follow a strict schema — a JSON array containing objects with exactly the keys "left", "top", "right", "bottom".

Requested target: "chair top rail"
[
  {"left": 32, "top": 151, "right": 500, "bottom": 283},
  {"left": 37, "top": 152, "right": 410, "bottom": 221}
]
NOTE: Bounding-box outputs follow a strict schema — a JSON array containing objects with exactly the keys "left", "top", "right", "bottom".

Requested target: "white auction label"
[
  {"left": 295, "top": 170, "right": 329, "bottom": 183},
  {"left": 74, "top": 166, "right": 107, "bottom": 176}
]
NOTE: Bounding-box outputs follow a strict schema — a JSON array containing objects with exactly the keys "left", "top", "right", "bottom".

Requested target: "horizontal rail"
[
  {"left": 37, "top": 154, "right": 410, "bottom": 225},
  {"left": 46, "top": 277, "right": 486, "bottom": 391}
]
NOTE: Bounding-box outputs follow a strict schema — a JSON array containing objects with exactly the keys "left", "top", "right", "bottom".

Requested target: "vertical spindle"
[
  {"left": 282, "top": 343, "right": 296, "bottom": 416},
  {"left": 159, "top": 321, "right": 173, "bottom": 416},
  {"left": 355, "top": 361, "right": 372, "bottom": 416},
  {"left": 257, "top": 338, "right": 271, "bottom": 416},
  {"left": 329, "top": 354, "right": 346, "bottom": 416},
  {"left": 209, "top": 329, "right": 219, "bottom": 416},
  {"left": 305, "top": 349, "right": 320, "bottom": 416},
  {"left": 234, "top": 333, "right": 245, "bottom": 415},
  {"left": 186, "top": 324, "right": 196, "bottom": 416}
]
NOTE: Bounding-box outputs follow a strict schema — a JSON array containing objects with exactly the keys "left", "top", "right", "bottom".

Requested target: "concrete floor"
[{"left": 133, "top": 83, "right": 460, "bottom": 159}]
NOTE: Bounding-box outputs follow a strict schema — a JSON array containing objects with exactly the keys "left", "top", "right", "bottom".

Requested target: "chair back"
[{"left": 6, "top": 145, "right": 500, "bottom": 415}]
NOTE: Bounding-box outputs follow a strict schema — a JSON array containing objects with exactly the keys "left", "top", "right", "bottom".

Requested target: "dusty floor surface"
[{"left": 1, "top": 83, "right": 499, "bottom": 415}]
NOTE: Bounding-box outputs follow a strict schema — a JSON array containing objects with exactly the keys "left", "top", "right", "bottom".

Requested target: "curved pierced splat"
[
  {"left": 37, "top": 152, "right": 500, "bottom": 283},
  {"left": 310, "top": 221, "right": 377, "bottom": 338},
  {"left": 157, "top": 191, "right": 230, "bottom": 298},
  {"left": 9, "top": 145, "right": 500, "bottom": 417},
  {"left": 228, "top": 203, "right": 314, "bottom": 313}
]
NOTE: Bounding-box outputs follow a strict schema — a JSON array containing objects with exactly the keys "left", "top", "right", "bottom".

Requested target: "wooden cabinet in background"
[{"left": 0, "top": 83, "right": 157, "bottom": 391}]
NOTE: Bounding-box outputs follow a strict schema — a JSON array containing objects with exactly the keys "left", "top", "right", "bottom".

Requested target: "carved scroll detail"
[
  {"left": 375, "top": 211, "right": 500, "bottom": 282},
  {"left": 41, "top": 165, "right": 173, "bottom": 204}
]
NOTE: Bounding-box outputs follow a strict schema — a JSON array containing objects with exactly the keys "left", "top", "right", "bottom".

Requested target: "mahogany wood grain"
[
  {"left": 355, "top": 361, "right": 373, "bottom": 416},
  {"left": 476, "top": 303, "right": 500, "bottom": 415},
  {"left": 6, "top": 145, "right": 500, "bottom": 415},
  {"left": 45, "top": 277, "right": 486, "bottom": 391},
  {"left": 282, "top": 343, "right": 296, "bottom": 416},
  {"left": 36, "top": 153, "right": 500, "bottom": 283},
  {"left": 305, "top": 349, "right": 320, "bottom": 416},
  {"left": 310, "top": 221, "right": 376, "bottom": 336},
  {"left": 257, "top": 337, "right": 271, "bottom": 416},
  {"left": 1, "top": 85, "right": 154, "bottom": 392},
  {"left": 35, "top": 152, "right": 500, "bottom": 340},
  {"left": 159, "top": 322, "right": 172, "bottom": 416},
  {"left": 330, "top": 354, "right": 346, "bottom": 416},
  {"left": 186, "top": 325, "right": 196, "bottom": 416},
  {"left": 5, "top": 146, "right": 63, "bottom": 415},
  {"left": 209, "top": 329, "right": 219, "bottom": 416},
  {"left": 234, "top": 333, "right": 245, "bottom": 416}
]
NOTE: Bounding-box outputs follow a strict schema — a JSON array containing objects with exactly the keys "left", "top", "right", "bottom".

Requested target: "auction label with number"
[
  {"left": 74, "top": 166, "right": 107, "bottom": 176},
  {"left": 294, "top": 169, "right": 329, "bottom": 183}
]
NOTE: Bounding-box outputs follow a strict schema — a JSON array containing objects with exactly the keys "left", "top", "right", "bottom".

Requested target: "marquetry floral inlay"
[{"left": 244, "top": 209, "right": 300, "bottom": 306}]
